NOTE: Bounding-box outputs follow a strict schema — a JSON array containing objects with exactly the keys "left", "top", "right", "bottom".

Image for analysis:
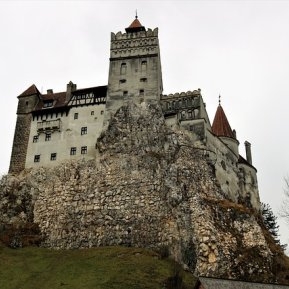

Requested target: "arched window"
[
  {"left": 141, "top": 60, "right": 147, "bottom": 72},
  {"left": 120, "top": 63, "right": 127, "bottom": 75}
]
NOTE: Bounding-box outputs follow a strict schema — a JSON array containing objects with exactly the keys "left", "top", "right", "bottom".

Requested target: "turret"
[
  {"left": 9, "top": 85, "right": 40, "bottom": 174},
  {"left": 211, "top": 102, "right": 239, "bottom": 156},
  {"left": 103, "top": 16, "right": 163, "bottom": 128}
]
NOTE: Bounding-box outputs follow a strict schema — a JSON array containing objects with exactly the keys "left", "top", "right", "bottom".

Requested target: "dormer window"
[{"left": 43, "top": 100, "right": 53, "bottom": 108}]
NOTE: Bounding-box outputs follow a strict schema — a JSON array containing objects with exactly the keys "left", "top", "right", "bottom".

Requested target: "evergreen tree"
[{"left": 261, "top": 202, "right": 286, "bottom": 251}]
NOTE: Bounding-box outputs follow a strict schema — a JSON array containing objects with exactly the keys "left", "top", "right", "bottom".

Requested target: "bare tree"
[{"left": 280, "top": 177, "right": 289, "bottom": 224}]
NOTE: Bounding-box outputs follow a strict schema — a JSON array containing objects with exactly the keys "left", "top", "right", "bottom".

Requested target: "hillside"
[{"left": 0, "top": 245, "right": 197, "bottom": 289}]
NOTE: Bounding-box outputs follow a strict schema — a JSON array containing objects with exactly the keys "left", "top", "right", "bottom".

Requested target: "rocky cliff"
[{"left": 0, "top": 102, "right": 287, "bottom": 282}]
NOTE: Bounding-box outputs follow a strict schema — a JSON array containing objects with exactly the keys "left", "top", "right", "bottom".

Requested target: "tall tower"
[
  {"left": 103, "top": 16, "right": 163, "bottom": 127},
  {"left": 9, "top": 85, "right": 40, "bottom": 174}
]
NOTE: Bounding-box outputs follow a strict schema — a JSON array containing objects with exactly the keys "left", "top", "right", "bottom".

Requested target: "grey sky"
[{"left": 1, "top": 0, "right": 289, "bottom": 250}]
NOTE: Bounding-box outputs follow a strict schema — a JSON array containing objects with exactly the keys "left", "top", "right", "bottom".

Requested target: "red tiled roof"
[
  {"left": 211, "top": 105, "right": 235, "bottom": 139},
  {"left": 34, "top": 92, "right": 67, "bottom": 111},
  {"left": 125, "top": 17, "right": 145, "bottom": 33},
  {"left": 128, "top": 18, "right": 143, "bottom": 29},
  {"left": 19, "top": 84, "right": 40, "bottom": 97}
]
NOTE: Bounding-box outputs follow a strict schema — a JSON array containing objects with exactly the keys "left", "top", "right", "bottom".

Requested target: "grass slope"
[{"left": 0, "top": 245, "right": 197, "bottom": 289}]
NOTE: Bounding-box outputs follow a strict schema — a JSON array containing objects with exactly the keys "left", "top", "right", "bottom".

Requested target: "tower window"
[
  {"left": 50, "top": 153, "right": 57, "bottom": 161},
  {"left": 101, "top": 110, "right": 104, "bottom": 115},
  {"left": 34, "top": 155, "right": 40, "bottom": 163},
  {"left": 140, "top": 78, "right": 147, "bottom": 82},
  {"left": 33, "top": 135, "right": 39, "bottom": 143},
  {"left": 119, "top": 79, "right": 126, "bottom": 84},
  {"left": 81, "top": 146, "right": 87, "bottom": 154},
  {"left": 141, "top": 60, "right": 147, "bottom": 72},
  {"left": 70, "top": 147, "right": 77, "bottom": 155},
  {"left": 45, "top": 133, "right": 51, "bottom": 141},
  {"left": 120, "top": 63, "right": 127, "bottom": 75},
  {"left": 123, "top": 91, "right": 128, "bottom": 97},
  {"left": 74, "top": 113, "right": 78, "bottom": 119},
  {"left": 91, "top": 111, "right": 94, "bottom": 116},
  {"left": 81, "top": 127, "right": 87, "bottom": 135},
  {"left": 139, "top": 89, "right": 144, "bottom": 97}
]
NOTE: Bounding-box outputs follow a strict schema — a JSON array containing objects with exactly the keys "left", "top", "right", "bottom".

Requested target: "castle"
[{"left": 9, "top": 16, "right": 260, "bottom": 210}]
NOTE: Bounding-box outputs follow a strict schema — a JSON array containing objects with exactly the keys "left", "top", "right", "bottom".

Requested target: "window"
[
  {"left": 141, "top": 60, "right": 147, "bottom": 72},
  {"left": 81, "top": 146, "right": 87, "bottom": 154},
  {"left": 43, "top": 100, "right": 53, "bottom": 108},
  {"left": 74, "top": 113, "right": 78, "bottom": 119},
  {"left": 101, "top": 110, "right": 104, "bottom": 115},
  {"left": 50, "top": 153, "right": 57, "bottom": 161},
  {"left": 91, "top": 111, "right": 94, "bottom": 116},
  {"left": 139, "top": 89, "right": 144, "bottom": 97},
  {"left": 119, "top": 79, "right": 126, "bottom": 84},
  {"left": 140, "top": 78, "right": 147, "bottom": 82},
  {"left": 34, "top": 155, "right": 40, "bottom": 163},
  {"left": 70, "top": 147, "right": 77, "bottom": 155},
  {"left": 120, "top": 63, "right": 127, "bottom": 75},
  {"left": 123, "top": 91, "right": 128, "bottom": 97},
  {"left": 45, "top": 133, "right": 51, "bottom": 141},
  {"left": 33, "top": 135, "right": 38, "bottom": 143},
  {"left": 81, "top": 127, "right": 87, "bottom": 135}
]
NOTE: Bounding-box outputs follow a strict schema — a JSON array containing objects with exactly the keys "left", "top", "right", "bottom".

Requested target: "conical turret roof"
[{"left": 211, "top": 104, "right": 235, "bottom": 139}]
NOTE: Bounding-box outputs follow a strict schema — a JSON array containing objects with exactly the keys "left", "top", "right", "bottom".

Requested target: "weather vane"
[
  {"left": 135, "top": 9, "right": 138, "bottom": 19},
  {"left": 219, "top": 94, "right": 221, "bottom": 105}
]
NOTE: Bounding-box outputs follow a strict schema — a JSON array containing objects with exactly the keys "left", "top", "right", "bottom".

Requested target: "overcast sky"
[{"left": 1, "top": 0, "right": 289, "bottom": 250}]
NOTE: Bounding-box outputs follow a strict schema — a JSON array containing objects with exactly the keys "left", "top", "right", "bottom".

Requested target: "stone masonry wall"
[
  {"left": 0, "top": 102, "right": 275, "bottom": 282},
  {"left": 9, "top": 114, "right": 32, "bottom": 174}
]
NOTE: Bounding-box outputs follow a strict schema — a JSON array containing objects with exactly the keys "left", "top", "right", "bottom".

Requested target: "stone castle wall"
[{"left": 9, "top": 114, "right": 32, "bottom": 174}]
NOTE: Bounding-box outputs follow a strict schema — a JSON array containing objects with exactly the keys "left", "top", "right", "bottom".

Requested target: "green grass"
[{"left": 0, "top": 245, "right": 197, "bottom": 289}]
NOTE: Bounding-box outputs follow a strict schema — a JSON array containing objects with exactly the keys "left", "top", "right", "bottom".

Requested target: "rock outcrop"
[{"left": 0, "top": 102, "right": 281, "bottom": 282}]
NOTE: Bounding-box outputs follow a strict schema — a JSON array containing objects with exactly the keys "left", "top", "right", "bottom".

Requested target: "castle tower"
[
  {"left": 9, "top": 85, "right": 40, "bottom": 174},
  {"left": 103, "top": 16, "right": 163, "bottom": 127},
  {"left": 211, "top": 102, "right": 239, "bottom": 156}
]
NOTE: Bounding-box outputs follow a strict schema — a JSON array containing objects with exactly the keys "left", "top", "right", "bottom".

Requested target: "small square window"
[
  {"left": 91, "top": 111, "right": 94, "bottom": 116},
  {"left": 50, "top": 153, "right": 57, "bottom": 161},
  {"left": 123, "top": 91, "right": 128, "bottom": 97},
  {"left": 45, "top": 133, "right": 51, "bottom": 141},
  {"left": 101, "top": 110, "right": 104, "bottom": 115},
  {"left": 74, "top": 113, "right": 78, "bottom": 119},
  {"left": 33, "top": 135, "right": 38, "bottom": 143},
  {"left": 70, "top": 147, "right": 77, "bottom": 155},
  {"left": 139, "top": 89, "right": 144, "bottom": 97},
  {"left": 119, "top": 79, "right": 126, "bottom": 84},
  {"left": 81, "top": 146, "right": 87, "bottom": 154},
  {"left": 34, "top": 155, "right": 40, "bottom": 163},
  {"left": 81, "top": 127, "right": 87, "bottom": 135},
  {"left": 140, "top": 78, "right": 147, "bottom": 82}
]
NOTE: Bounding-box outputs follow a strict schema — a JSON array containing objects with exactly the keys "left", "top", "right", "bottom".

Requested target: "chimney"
[
  {"left": 244, "top": 141, "right": 252, "bottom": 165},
  {"left": 47, "top": 89, "right": 53, "bottom": 94},
  {"left": 66, "top": 81, "right": 77, "bottom": 101}
]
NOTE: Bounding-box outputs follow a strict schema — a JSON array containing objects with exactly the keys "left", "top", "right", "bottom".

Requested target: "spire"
[
  {"left": 125, "top": 13, "right": 146, "bottom": 33},
  {"left": 211, "top": 100, "right": 235, "bottom": 139}
]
